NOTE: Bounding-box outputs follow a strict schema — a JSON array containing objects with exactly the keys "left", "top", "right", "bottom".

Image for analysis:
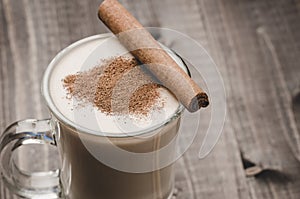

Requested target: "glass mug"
[{"left": 0, "top": 34, "right": 188, "bottom": 199}]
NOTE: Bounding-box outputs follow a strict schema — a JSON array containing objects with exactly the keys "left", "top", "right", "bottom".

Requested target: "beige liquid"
[{"left": 57, "top": 116, "right": 180, "bottom": 199}]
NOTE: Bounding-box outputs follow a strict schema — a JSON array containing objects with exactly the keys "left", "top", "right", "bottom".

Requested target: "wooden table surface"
[{"left": 1, "top": 0, "right": 300, "bottom": 198}]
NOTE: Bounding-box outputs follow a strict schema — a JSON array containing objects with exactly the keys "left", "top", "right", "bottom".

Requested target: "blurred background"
[{"left": 0, "top": 0, "right": 299, "bottom": 198}]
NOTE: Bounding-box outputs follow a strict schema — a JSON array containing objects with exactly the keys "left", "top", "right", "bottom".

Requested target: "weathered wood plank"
[
  {"left": 1, "top": 0, "right": 18, "bottom": 197},
  {"left": 198, "top": 0, "right": 300, "bottom": 199}
]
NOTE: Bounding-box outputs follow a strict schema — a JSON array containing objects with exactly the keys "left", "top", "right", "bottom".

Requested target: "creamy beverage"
[{"left": 44, "top": 35, "right": 186, "bottom": 199}]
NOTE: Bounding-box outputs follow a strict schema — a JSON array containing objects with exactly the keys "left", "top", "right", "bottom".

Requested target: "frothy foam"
[{"left": 48, "top": 35, "right": 185, "bottom": 135}]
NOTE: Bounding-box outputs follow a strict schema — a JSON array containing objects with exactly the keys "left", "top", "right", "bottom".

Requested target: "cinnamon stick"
[{"left": 98, "top": 0, "right": 209, "bottom": 112}]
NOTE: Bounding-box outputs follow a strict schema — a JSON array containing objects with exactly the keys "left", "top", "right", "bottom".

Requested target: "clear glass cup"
[{"left": 0, "top": 34, "right": 187, "bottom": 199}]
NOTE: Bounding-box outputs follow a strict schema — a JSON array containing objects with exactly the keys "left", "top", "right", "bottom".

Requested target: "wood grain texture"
[{"left": 0, "top": 0, "right": 299, "bottom": 199}]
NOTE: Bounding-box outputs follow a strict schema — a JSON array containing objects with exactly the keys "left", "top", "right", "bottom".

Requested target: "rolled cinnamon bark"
[{"left": 98, "top": 0, "right": 209, "bottom": 112}]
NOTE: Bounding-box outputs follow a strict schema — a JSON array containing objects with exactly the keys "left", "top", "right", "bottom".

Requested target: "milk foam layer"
[{"left": 48, "top": 35, "right": 185, "bottom": 134}]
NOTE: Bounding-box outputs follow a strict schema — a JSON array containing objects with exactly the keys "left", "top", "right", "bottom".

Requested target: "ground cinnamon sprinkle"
[
  {"left": 128, "top": 83, "right": 161, "bottom": 114},
  {"left": 63, "top": 75, "right": 76, "bottom": 94},
  {"left": 63, "top": 56, "right": 163, "bottom": 115}
]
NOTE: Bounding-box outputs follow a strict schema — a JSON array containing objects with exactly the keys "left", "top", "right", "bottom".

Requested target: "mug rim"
[{"left": 42, "top": 33, "right": 186, "bottom": 137}]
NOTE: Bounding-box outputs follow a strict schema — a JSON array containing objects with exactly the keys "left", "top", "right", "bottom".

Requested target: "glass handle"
[{"left": 0, "top": 119, "right": 62, "bottom": 199}]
